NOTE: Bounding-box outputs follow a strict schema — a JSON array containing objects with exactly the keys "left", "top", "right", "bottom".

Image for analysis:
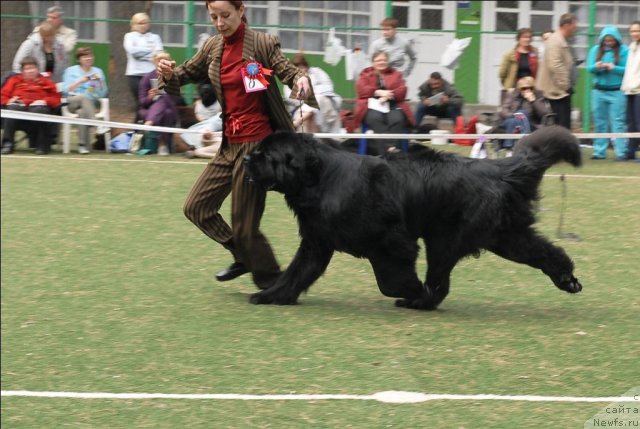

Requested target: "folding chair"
[{"left": 61, "top": 98, "right": 111, "bottom": 153}]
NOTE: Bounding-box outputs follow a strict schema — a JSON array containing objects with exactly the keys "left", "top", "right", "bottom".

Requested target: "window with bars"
[
  {"left": 278, "top": 1, "right": 371, "bottom": 53},
  {"left": 153, "top": 1, "right": 269, "bottom": 47},
  {"left": 494, "top": 1, "right": 555, "bottom": 33},
  {"left": 569, "top": 1, "right": 640, "bottom": 63},
  {"left": 30, "top": 1, "right": 96, "bottom": 40}
]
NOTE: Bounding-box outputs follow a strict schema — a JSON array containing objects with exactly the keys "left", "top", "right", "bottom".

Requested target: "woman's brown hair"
[{"left": 205, "top": 1, "right": 248, "bottom": 23}]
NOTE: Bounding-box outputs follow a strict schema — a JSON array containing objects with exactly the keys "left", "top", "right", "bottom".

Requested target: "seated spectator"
[
  {"left": 414, "top": 71, "right": 464, "bottom": 128},
  {"left": 180, "top": 83, "right": 222, "bottom": 158},
  {"left": 1, "top": 56, "right": 62, "bottom": 155},
  {"left": 138, "top": 51, "right": 180, "bottom": 155},
  {"left": 13, "top": 20, "right": 69, "bottom": 83},
  {"left": 62, "top": 47, "right": 108, "bottom": 154},
  {"left": 351, "top": 50, "right": 415, "bottom": 154},
  {"left": 496, "top": 76, "right": 551, "bottom": 151},
  {"left": 284, "top": 53, "right": 343, "bottom": 134},
  {"left": 31, "top": 5, "right": 78, "bottom": 54}
]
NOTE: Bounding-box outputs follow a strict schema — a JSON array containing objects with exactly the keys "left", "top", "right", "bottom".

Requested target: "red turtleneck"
[{"left": 220, "top": 22, "right": 272, "bottom": 143}]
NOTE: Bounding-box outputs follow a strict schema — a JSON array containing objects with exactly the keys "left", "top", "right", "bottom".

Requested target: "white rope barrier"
[
  {"left": 3, "top": 109, "right": 640, "bottom": 140},
  {"left": 0, "top": 109, "right": 202, "bottom": 135}
]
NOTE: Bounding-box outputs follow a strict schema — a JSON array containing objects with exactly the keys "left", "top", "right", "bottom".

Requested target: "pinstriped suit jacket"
[{"left": 161, "top": 27, "right": 317, "bottom": 141}]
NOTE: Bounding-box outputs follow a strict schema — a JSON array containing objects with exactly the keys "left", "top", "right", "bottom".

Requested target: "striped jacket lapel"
[{"left": 208, "top": 36, "right": 225, "bottom": 112}]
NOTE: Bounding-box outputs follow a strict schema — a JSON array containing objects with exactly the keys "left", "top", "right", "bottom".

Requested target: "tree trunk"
[
  {"left": 109, "top": 1, "right": 154, "bottom": 121},
  {"left": 1, "top": 2, "right": 32, "bottom": 77}
]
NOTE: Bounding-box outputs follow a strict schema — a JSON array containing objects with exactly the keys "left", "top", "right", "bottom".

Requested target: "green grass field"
[{"left": 1, "top": 145, "right": 639, "bottom": 428}]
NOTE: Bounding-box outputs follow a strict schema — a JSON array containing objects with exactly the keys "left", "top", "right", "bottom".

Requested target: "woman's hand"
[
  {"left": 148, "top": 88, "right": 160, "bottom": 99},
  {"left": 296, "top": 76, "right": 310, "bottom": 99},
  {"left": 157, "top": 59, "right": 176, "bottom": 80}
]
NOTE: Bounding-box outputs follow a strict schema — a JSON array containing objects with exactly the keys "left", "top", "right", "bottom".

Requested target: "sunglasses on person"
[{"left": 520, "top": 86, "right": 533, "bottom": 90}]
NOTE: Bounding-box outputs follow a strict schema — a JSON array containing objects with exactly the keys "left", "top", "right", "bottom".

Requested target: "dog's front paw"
[
  {"left": 249, "top": 290, "right": 298, "bottom": 305},
  {"left": 394, "top": 298, "right": 439, "bottom": 311},
  {"left": 557, "top": 275, "right": 582, "bottom": 294}
]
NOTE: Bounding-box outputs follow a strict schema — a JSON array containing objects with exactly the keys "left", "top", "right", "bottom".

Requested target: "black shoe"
[{"left": 215, "top": 262, "right": 249, "bottom": 281}]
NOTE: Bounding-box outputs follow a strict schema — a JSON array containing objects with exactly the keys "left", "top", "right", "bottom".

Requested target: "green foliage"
[{"left": 1, "top": 150, "right": 638, "bottom": 428}]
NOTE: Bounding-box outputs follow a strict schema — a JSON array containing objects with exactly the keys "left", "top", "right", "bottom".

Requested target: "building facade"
[{"left": 5, "top": 1, "right": 640, "bottom": 111}]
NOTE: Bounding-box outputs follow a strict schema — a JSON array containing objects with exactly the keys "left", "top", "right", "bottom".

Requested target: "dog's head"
[{"left": 244, "top": 131, "right": 321, "bottom": 194}]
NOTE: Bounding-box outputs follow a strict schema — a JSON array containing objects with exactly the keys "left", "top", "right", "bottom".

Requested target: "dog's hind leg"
[
  {"left": 249, "top": 239, "right": 334, "bottom": 305},
  {"left": 395, "top": 244, "right": 459, "bottom": 310},
  {"left": 368, "top": 255, "right": 424, "bottom": 302},
  {"left": 489, "top": 229, "right": 582, "bottom": 294}
]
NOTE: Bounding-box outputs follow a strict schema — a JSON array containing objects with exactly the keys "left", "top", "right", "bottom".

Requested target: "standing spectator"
[
  {"left": 536, "top": 13, "right": 579, "bottom": 129},
  {"left": 414, "top": 71, "right": 464, "bottom": 127},
  {"left": 31, "top": 5, "right": 77, "bottom": 54},
  {"left": 351, "top": 50, "right": 415, "bottom": 154},
  {"left": 369, "top": 17, "right": 417, "bottom": 78},
  {"left": 621, "top": 21, "right": 640, "bottom": 161},
  {"left": 124, "top": 12, "right": 164, "bottom": 122},
  {"left": 157, "top": 0, "right": 314, "bottom": 289},
  {"left": 13, "top": 21, "right": 69, "bottom": 83},
  {"left": 284, "top": 53, "right": 342, "bottom": 134},
  {"left": 1, "top": 57, "right": 61, "bottom": 155},
  {"left": 139, "top": 51, "right": 181, "bottom": 156},
  {"left": 586, "top": 25, "right": 629, "bottom": 160},
  {"left": 538, "top": 29, "right": 554, "bottom": 60},
  {"left": 498, "top": 28, "right": 539, "bottom": 93},
  {"left": 62, "top": 47, "right": 108, "bottom": 154}
]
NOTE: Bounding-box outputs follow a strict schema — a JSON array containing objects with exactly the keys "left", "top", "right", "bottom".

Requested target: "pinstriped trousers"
[{"left": 183, "top": 140, "right": 281, "bottom": 289}]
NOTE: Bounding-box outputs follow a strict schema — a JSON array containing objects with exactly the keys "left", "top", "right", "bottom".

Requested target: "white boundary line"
[{"left": 1, "top": 390, "right": 637, "bottom": 403}]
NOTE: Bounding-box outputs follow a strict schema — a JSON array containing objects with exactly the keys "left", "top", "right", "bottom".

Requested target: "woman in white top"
[
  {"left": 123, "top": 12, "right": 163, "bottom": 122},
  {"left": 13, "top": 21, "right": 68, "bottom": 83},
  {"left": 621, "top": 21, "right": 640, "bottom": 160}
]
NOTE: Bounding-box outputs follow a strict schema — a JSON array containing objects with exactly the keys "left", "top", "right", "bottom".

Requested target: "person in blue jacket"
[{"left": 586, "top": 25, "right": 629, "bottom": 160}]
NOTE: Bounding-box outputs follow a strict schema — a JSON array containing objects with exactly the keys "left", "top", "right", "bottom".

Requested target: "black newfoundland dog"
[{"left": 244, "top": 126, "right": 583, "bottom": 310}]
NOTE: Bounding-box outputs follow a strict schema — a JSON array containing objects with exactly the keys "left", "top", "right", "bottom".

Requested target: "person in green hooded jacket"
[{"left": 586, "top": 25, "right": 629, "bottom": 160}]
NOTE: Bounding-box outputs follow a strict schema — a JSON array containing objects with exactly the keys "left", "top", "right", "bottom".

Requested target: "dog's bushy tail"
[
  {"left": 513, "top": 125, "right": 582, "bottom": 169},
  {"left": 502, "top": 126, "right": 581, "bottom": 200}
]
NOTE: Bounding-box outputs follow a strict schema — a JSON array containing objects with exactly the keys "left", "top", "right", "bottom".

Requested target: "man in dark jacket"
[{"left": 414, "top": 72, "right": 464, "bottom": 129}]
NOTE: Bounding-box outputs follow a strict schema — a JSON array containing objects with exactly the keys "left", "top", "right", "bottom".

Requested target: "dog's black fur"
[{"left": 244, "top": 126, "right": 583, "bottom": 310}]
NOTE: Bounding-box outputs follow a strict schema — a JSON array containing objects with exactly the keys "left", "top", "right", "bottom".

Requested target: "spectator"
[
  {"left": 139, "top": 51, "right": 180, "bottom": 156},
  {"left": 31, "top": 5, "right": 77, "bottom": 53},
  {"left": 369, "top": 17, "right": 417, "bottom": 78},
  {"left": 538, "top": 29, "right": 554, "bottom": 60},
  {"left": 414, "top": 71, "right": 464, "bottom": 127},
  {"left": 285, "top": 53, "right": 342, "bottom": 134},
  {"left": 61, "top": 47, "right": 108, "bottom": 154},
  {"left": 586, "top": 25, "right": 629, "bottom": 160},
  {"left": 536, "top": 13, "right": 579, "bottom": 129},
  {"left": 1, "top": 57, "right": 61, "bottom": 155},
  {"left": 496, "top": 76, "right": 551, "bottom": 152},
  {"left": 498, "top": 28, "right": 539, "bottom": 93},
  {"left": 351, "top": 50, "right": 415, "bottom": 154},
  {"left": 157, "top": 0, "right": 314, "bottom": 289},
  {"left": 13, "top": 20, "right": 69, "bottom": 83},
  {"left": 180, "top": 83, "right": 223, "bottom": 158},
  {"left": 124, "top": 12, "right": 164, "bottom": 122},
  {"left": 621, "top": 21, "right": 640, "bottom": 161}
]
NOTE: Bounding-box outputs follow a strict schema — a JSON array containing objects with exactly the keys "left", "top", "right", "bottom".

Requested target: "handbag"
[{"left": 128, "top": 132, "right": 145, "bottom": 153}]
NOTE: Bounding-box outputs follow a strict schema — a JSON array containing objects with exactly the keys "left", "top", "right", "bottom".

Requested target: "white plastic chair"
[{"left": 61, "top": 98, "right": 111, "bottom": 154}]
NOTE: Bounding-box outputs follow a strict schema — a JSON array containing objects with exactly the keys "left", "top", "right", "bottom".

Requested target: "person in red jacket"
[
  {"left": 351, "top": 50, "right": 415, "bottom": 154},
  {"left": 1, "top": 56, "right": 61, "bottom": 155}
]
